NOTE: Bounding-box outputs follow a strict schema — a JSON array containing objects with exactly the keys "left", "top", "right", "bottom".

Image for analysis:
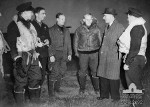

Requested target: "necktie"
[{"left": 107, "top": 25, "right": 110, "bottom": 30}]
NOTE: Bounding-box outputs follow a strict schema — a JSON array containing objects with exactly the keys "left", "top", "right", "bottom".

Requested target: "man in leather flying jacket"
[{"left": 74, "top": 13, "right": 102, "bottom": 95}]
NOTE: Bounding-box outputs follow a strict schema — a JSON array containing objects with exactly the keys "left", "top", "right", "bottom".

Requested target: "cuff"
[{"left": 14, "top": 56, "right": 21, "bottom": 61}]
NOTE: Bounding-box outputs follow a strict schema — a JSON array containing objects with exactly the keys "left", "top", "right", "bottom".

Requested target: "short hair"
[
  {"left": 34, "top": 7, "right": 45, "bottom": 14},
  {"left": 85, "top": 13, "right": 92, "bottom": 16},
  {"left": 84, "top": 13, "right": 92, "bottom": 19},
  {"left": 56, "top": 12, "right": 64, "bottom": 19}
]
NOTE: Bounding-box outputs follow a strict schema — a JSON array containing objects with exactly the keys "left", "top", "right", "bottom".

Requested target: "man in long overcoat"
[{"left": 97, "top": 8, "right": 124, "bottom": 102}]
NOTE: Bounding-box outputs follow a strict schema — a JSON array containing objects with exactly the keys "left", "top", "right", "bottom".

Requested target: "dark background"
[
  {"left": 0, "top": 0, "right": 150, "bottom": 33},
  {"left": 0, "top": 0, "right": 150, "bottom": 106},
  {"left": 1, "top": 0, "right": 150, "bottom": 87}
]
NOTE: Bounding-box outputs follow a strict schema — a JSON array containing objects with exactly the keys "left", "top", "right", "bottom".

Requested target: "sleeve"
[
  {"left": 118, "top": 24, "right": 125, "bottom": 38},
  {"left": 117, "top": 24, "right": 125, "bottom": 59},
  {"left": 48, "top": 28, "right": 56, "bottom": 57},
  {"left": 7, "top": 22, "right": 20, "bottom": 60},
  {"left": 66, "top": 29, "right": 72, "bottom": 56},
  {"left": 74, "top": 29, "right": 79, "bottom": 56},
  {"left": 45, "top": 25, "right": 51, "bottom": 46},
  {"left": 97, "top": 26, "right": 102, "bottom": 45},
  {"left": 125, "top": 25, "right": 145, "bottom": 65}
]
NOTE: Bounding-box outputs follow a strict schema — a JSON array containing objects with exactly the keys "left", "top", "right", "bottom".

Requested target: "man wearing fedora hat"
[
  {"left": 118, "top": 7, "right": 147, "bottom": 107},
  {"left": 7, "top": 2, "right": 43, "bottom": 105},
  {"left": 97, "top": 8, "right": 124, "bottom": 102}
]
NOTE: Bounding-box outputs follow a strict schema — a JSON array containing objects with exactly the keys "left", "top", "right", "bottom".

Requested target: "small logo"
[
  {"left": 123, "top": 83, "right": 142, "bottom": 94},
  {"left": 121, "top": 83, "right": 143, "bottom": 106}
]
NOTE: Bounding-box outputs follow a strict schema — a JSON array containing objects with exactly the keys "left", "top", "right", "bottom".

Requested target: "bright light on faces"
[
  {"left": 23, "top": 11, "right": 34, "bottom": 20},
  {"left": 57, "top": 15, "right": 65, "bottom": 26},
  {"left": 103, "top": 14, "right": 114, "bottom": 24},
  {"left": 83, "top": 14, "right": 93, "bottom": 26},
  {"left": 36, "top": 10, "right": 46, "bottom": 22},
  {"left": 127, "top": 14, "right": 134, "bottom": 24}
]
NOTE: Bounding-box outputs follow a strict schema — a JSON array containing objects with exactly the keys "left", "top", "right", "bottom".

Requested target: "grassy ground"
[
  {"left": 22, "top": 68, "right": 130, "bottom": 107},
  {"left": 0, "top": 58, "right": 150, "bottom": 107}
]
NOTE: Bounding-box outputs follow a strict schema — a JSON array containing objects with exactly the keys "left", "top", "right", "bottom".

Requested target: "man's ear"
[
  {"left": 35, "top": 13, "right": 38, "bottom": 17},
  {"left": 83, "top": 19, "right": 85, "bottom": 22},
  {"left": 56, "top": 18, "right": 59, "bottom": 22}
]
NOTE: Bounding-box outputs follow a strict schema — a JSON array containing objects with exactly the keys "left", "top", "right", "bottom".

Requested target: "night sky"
[{"left": 0, "top": 0, "right": 150, "bottom": 33}]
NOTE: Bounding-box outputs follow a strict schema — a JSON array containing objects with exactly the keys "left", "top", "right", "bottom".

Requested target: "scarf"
[
  {"left": 14, "top": 15, "right": 43, "bottom": 67},
  {"left": 118, "top": 17, "right": 147, "bottom": 54}
]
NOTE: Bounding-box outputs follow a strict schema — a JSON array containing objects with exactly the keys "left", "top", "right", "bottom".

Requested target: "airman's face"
[
  {"left": 36, "top": 10, "right": 46, "bottom": 21},
  {"left": 57, "top": 15, "right": 65, "bottom": 26},
  {"left": 24, "top": 10, "right": 34, "bottom": 20},
  {"left": 83, "top": 14, "right": 93, "bottom": 26}
]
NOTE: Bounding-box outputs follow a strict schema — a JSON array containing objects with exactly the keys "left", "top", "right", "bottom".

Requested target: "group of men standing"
[
  {"left": 75, "top": 7, "right": 147, "bottom": 107},
  {"left": 74, "top": 8, "right": 124, "bottom": 103},
  {"left": 6, "top": 2, "right": 72, "bottom": 106},
  {"left": 5, "top": 1, "right": 147, "bottom": 107}
]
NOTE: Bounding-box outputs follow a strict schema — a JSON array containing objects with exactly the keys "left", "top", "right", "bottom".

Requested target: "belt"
[{"left": 78, "top": 49, "right": 99, "bottom": 54}]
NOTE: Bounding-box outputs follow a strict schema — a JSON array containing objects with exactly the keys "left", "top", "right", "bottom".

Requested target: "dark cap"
[
  {"left": 16, "top": 2, "right": 34, "bottom": 12},
  {"left": 102, "top": 8, "right": 117, "bottom": 15},
  {"left": 126, "top": 7, "right": 142, "bottom": 17}
]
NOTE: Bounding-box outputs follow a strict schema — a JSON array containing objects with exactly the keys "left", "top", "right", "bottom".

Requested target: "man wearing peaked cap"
[
  {"left": 16, "top": 2, "right": 34, "bottom": 13},
  {"left": 126, "top": 7, "right": 142, "bottom": 17},
  {"left": 7, "top": 2, "right": 43, "bottom": 105},
  {"left": 118, "top": 7, "right": 147, "bottom": 107},
  {"left": 97, "top": 8, "right": 124, "bottom": 103}
]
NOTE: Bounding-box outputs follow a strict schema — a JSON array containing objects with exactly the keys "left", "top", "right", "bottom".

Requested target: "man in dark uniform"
[
  {"left": 118, "top": 7, "right": 147, "bottom": 107},
  {"left": 32, "top": 7, "right": 51, "bottom": 86},
  {"left": 74, "top": 13, "right": 101, "bottom": 95},
  {"left": 48, "top": 13, "right": 72, "bottom": 97},
  {"left": 7, "top": 2, "right": 43, "bottom": 105}
]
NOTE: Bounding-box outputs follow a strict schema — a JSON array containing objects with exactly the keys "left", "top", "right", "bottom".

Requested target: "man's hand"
[
  {"left": 44, "top": 39, "right": 49, "bottom": 46},
  {"left": 75, "top": 53, "right": 79, "bottom": 57},
  {"left": 123, "top": 64, "right": 129, "bottom": 70},
  {"left": 37, "top": 37, "right": 44, "bottom": 47},
  {"left": 50, "top": 56, "right": 55, "bottom": 62},
  {"left": 68, "top": 55, "right": 72, "bottom": 61}
]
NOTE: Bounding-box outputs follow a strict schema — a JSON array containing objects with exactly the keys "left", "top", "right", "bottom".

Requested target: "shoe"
[
  {"left": 112, "top": 99, "right": 120, "bottom": 103},
  {"left": 55, "top": 89, "right": 64, "bottom": 93},
  {"left": 94, "top": 91, "right": 100, "bottom": 95},
  {"left": 97, "top": 97, "right": 108, "bottom": 100},
  {"left": 79, "top": 90, "right": 85, "bottom": 96}
]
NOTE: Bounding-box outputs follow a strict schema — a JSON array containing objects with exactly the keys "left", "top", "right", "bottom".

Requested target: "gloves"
[
  {"left": 75, "top": 53, "right": 79, "bottom": 57},
  {"left": 47, "top": 61, "right": 55, "bottom": 74},
  {"left": 50, "top": 56, "right": 55, "bottom": 62},
  {"left": 15, "top": 57, "right": 27, "bottom": 78}
]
